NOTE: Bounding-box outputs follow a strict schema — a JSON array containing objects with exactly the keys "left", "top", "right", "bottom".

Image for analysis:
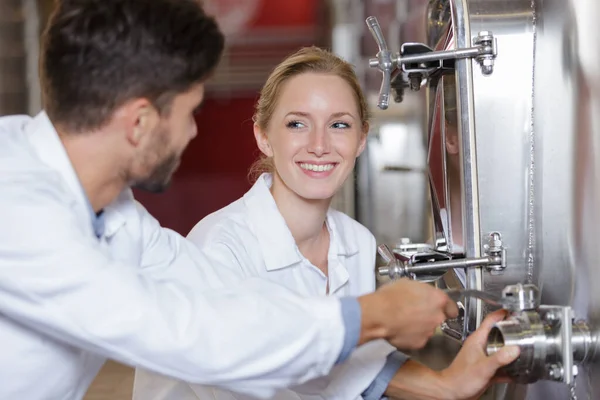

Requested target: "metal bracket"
[
  {"left": 536, "top": 306, "right": 577, "bottom": 385},
  {"left": 365, "top": 16, "right": 498, "bottom": 109}
]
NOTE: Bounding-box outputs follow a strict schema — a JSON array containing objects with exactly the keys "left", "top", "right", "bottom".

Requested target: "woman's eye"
[
  {"left": 331, "top": 122, "right": 351, "bottom": 129},
  {"left": 286, "top": 120, "right": 305, "bottom": 129}
]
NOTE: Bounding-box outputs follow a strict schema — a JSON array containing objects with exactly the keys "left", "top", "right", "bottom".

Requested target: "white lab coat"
[
  {"left": 0, "top": 112, "right": 349, "bottom": 400},
  {"left": 133, "top": 174, "right": 398, "bottom": 399}
]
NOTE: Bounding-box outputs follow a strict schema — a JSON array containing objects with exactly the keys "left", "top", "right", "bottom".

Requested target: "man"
[{"left": 0, "top": 0, "right": 517, "bottom": 399}]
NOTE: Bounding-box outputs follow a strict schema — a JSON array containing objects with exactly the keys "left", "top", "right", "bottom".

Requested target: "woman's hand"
[{"left": 439, "top": 310, "right": 520, "bottom": 400}]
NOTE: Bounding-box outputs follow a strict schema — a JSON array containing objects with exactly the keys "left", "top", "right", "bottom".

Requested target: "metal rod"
[
  {"left": 445, "top": 289, "right": 507, "bottom": 308},
  {"left": 406, "top": 256, "right": 499, "bottom": 274},
  {"left": 399, "top": 47, "right": 482, "bottom": 64}
]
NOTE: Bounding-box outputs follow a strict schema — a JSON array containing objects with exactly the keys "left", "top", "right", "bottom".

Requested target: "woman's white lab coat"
[
  {"left": 133, "top": 174, "right": 402, "bottom": 399},
  {"left": 0, "top": 113, "right": 350, "bottom": 400}
]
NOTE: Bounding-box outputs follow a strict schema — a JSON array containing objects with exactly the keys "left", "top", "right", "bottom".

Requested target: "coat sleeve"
[{"left": 0, "top": 174, "right": 347, "bottom": 398}]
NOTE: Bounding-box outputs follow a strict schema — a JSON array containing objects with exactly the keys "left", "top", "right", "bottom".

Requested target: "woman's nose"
[{"left": 307, "top": 128, "right": 331, "bottom": 156}]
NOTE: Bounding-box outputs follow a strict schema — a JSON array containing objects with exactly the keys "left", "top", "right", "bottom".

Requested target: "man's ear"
[
  {"left": 119, "top": 98, "right": 160, "bottom": 146},
  {"left": 253, "top": 123, "right": 273, "bottom": 157}
]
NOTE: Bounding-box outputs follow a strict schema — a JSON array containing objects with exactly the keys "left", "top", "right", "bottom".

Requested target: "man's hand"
[
  {"left": 438, "top": 310, "right": 520, "bottom": 399},
  {"left": 357, "top": 279, "right": 459, "bottom": 350}
]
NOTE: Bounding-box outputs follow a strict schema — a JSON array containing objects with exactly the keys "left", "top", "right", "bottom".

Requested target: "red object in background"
[
  {"left": 133, "top": 97, "right": 260, "bottom": 235},
  {"left": 134, "top": 0, "right": 320, "bottom": 236},
  {"left": 251, "top": 0, "right": 317, "bottom": 27}
]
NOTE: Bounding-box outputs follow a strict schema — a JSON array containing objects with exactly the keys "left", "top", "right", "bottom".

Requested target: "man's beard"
[
  {"left": 133, "top": 152, "right": 180, "bottom": 193},
  {"left": 132, "top": 123, "right": 181, "bottom": 193}
]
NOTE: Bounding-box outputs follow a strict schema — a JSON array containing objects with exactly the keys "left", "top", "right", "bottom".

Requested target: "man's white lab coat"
[
  {"left": 133, "top": 174, "right": 401, "bottom": 399},
  {"left": 0, "top": 112, "right": 348, "bottom": 399}
]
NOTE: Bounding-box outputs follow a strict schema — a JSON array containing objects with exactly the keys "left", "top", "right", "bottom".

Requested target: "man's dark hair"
[{"left": 40, "top": 0, "right": 225, "bottom": 133}]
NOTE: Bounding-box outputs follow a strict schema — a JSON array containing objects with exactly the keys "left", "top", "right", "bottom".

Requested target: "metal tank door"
[{"left": 366, "top": 0, "right": 503, "bottom": 339}]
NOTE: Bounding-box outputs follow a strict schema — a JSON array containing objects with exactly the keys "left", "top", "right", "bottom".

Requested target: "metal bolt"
[
  {"left": 473, "top": 31, "right": 496, "bottom": 76},
  {"left": 481, "top": 58, "right": 494, "bottom": 75},
  {"left": 487, "top": 232, "right": 502, "bottom": 251},
  {"left": 548, "top": 364, "right": 563, "bottom": 381},
  {"left": 409, "top": 74, "right": 422, "bottom": 91},
  {"left": 474, "top": 31, "right": 493, "bottom": 46},
  {"left": 545, "top": 311, "right": 558, "bottom": 322}
]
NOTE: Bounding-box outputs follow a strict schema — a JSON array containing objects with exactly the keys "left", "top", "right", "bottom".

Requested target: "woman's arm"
[{"left": 384, "top": 311, "right": 520, "bottom": 400}]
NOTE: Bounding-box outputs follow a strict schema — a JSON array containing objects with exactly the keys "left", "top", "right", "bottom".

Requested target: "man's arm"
[{"left": 0, "top": 177, "right": 350, "bottom": 398}]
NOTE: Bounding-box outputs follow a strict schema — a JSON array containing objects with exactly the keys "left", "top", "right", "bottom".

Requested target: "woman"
[{"left": 133, "top": 46, "right": 518, "bottom": 400}]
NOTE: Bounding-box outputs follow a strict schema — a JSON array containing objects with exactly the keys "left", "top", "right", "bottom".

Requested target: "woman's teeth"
[{"left": 299, "top": 163, "right": 335, "bottom": 172}]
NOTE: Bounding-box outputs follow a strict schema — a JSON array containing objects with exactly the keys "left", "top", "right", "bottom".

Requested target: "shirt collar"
[
  {"left": 243, "top": 173, "right": 359, "bottom": 271},
  {"left": 25, "top": 111, "right": 125, "bottom": 238},
  {"left": 326, "top": 208, "right": 359, "bottom": 258}
]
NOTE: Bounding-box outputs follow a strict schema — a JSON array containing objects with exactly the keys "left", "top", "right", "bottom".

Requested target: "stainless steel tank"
[{"left": 365, "top": 0, "right": 600, "bottom": 398}]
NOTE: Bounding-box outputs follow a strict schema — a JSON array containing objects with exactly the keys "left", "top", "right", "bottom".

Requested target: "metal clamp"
[
  {"left": 473, "top": 31, "right": 497, "bottom": 75},
  {"left": 365, "top": 16, "right": 498, "bottom": 109},
  {"left": 483, "top": 232, "right": 507, "bottom": 275}
]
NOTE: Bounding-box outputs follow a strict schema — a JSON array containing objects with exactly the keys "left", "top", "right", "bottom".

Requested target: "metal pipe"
[
  {"left": 486, "top": 312, "right": 600, "bottom": 384},
  {"left": 489, "top": 321, "right": 596, "bottom": 359}
]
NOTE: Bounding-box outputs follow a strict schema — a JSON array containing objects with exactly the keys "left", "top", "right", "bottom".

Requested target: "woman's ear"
[
  {"left": 253, "top": 124, "right": 273, "bottom": 157},
  {"left": 356, "top": 123, "right": 369, "bottom": 157}
]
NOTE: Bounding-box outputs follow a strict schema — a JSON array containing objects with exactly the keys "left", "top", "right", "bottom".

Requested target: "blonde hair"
[{"left": 248, "top": 46, "right": 370, "bottom": 182}]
